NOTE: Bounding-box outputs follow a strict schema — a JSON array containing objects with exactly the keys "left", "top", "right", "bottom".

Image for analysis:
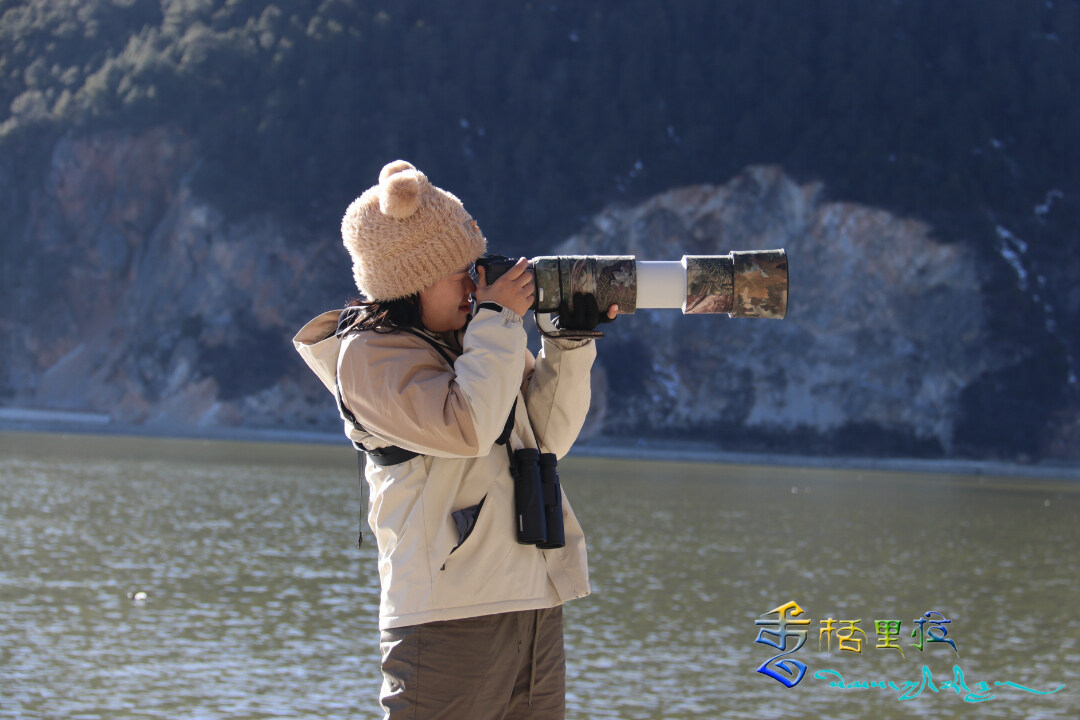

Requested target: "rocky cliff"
[
  {"left": 1, "top": 129, "right": 1076, "bottom": 461},
  {"left": 1, "top": 127, "right": 352, "bottom": 433}
]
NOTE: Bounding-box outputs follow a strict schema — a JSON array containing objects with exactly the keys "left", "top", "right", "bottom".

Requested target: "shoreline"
[{"left": 2, "top": 414, "right": 1078, "bottom": 482}]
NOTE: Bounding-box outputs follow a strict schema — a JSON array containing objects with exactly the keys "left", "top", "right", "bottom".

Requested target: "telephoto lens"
[
  {"left": 512, "top": 448, "right": 547, "bottom": 545},
  {"left": 475, "top": 250, "right": 788, "bottom": 320},
  {"left": 537, "top": 453, "right": 565, "bottom": 549}
]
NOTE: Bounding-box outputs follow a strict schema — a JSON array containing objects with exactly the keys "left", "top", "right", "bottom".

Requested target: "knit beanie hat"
[{"left": 341, "top": 160, "right": 487, "bottom": 300}]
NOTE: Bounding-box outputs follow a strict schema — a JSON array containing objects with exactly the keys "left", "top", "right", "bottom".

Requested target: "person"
[{"left": 293, "top": 160, "right": 614, "bottom": 719}]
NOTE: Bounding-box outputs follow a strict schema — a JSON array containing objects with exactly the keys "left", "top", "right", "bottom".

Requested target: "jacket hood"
[{"left": 293, "top": 310, "right": 342, "bottom": 396}]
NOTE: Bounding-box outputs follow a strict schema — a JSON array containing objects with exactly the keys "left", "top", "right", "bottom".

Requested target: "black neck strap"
[{"left": 337, "top": 324, "right": 516, "bottom": 467}]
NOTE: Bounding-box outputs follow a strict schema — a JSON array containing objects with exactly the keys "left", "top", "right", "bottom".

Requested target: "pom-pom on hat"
[{"left": 342, "top": 160, "right": 487, "bottom": 300}]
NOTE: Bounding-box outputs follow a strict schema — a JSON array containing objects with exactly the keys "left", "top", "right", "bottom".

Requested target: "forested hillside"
[
  {"left": 1, "top": 0, "right": 1077, "bottom": 459},
  {"left": 2, "top": 0, "right": 1076, "bottom": 242}
]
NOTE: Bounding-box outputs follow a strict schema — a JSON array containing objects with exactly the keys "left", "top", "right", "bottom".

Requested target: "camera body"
[{"left": 476, "top": 250, "right": 787, "bottom": 319}]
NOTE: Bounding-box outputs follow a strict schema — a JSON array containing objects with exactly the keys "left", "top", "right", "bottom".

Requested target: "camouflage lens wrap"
[
  {"left": 683, "top": 255, "right": 734, "bottom": 314},
  {"left": 532, "top": 259, "right": 561, "bottom": 313},
  {"left": 683, "top": 250, "right": 787, "bottom": 318},
  {"left": 532, "top": 256, "right": 637, "bottom": 314},
  {"left": 731, "top": 249, "right": 788, "bottom": 319}
]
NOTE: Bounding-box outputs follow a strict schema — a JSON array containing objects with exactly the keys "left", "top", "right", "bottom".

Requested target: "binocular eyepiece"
[{"left": 476, "top": 250, "right": 788, "bottom": 319}]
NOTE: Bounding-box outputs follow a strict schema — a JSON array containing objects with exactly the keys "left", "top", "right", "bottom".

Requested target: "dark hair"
[{"left": 339, "top": 295, "right": 423, "bottom": 335}]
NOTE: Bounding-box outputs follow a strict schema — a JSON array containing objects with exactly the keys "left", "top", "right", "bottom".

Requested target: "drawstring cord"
[{"left": 528, "top": 608, "right": 540, "bottom": 706}]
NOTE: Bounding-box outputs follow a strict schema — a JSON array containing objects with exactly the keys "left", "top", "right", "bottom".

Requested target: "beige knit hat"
[{"left": 341, "top": 160, "right": 487, "bottom": 300}]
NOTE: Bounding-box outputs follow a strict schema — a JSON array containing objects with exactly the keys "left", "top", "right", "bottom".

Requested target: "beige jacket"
[{"left": 293, "top": 305, "right": 594, "bottom": 629}]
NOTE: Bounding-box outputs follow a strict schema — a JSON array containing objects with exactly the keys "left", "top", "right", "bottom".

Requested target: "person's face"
[{"left": 419, "top": 262, "right": 477, "bottom": 332}]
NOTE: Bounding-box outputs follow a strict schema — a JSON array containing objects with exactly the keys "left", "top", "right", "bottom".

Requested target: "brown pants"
[{"left": 379, "top": 606, "right": 565, "bottom": 720}]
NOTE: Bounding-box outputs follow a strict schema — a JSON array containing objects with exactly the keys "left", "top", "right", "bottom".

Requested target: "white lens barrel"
[{"left": 635, "top": 261, "right": 687, "bottom": 309}]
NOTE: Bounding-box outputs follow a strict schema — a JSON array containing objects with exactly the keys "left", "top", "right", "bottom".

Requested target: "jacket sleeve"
[
  {"left": 523, "top": 335, "right": 597, "bottom": 459},
  {"left": 338, "top": 306, "right": 527, "bottom": 458}
]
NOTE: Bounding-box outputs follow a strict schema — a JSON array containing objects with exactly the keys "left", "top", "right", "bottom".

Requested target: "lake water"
[{"left": 1, "top": 432, "right": 1077, "bottom": 719}]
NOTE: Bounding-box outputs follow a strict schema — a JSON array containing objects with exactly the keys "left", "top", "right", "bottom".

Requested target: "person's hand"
[
  {"left": 475, "top": 257, "right": 535, "bottom": 318},
  {"left": 554, "top": 292, "right": 618, "bottom": 331}
]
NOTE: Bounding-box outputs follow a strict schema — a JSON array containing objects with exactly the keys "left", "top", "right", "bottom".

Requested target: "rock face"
[
  {"left": 560, "top": 166, "right": 1008, "bottom": 457},
  {"left": 1, "top": 127, "right": 351, "bottom": 432},
  {"left": 1, "top": 130, "right": 1075, "bottom": 460}
]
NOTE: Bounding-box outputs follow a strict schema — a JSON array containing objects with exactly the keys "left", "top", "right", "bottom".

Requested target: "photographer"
[{"left": 294, "top": 160, "right": 615, "bottom": 719}]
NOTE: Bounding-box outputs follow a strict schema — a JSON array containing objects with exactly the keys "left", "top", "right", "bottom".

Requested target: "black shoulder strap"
[
  {"left": 335, "top": 372, "right": 421, "bottom": 466},
  {"left": 341, "top": 322, "right": 518, "bottom": 547},
  {"left": 399, "top": 327, "right": 517, "bottom": 445},
  {"left": 399, "top": 327, "right": 457, "bottom": 366},
  {"left": 338, "top": 325, "right": 515, "bottom": 469}
]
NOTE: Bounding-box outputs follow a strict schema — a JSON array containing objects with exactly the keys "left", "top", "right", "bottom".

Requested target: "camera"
[{"left": 475, "top": 250, "right": 788, "bottom": 319}]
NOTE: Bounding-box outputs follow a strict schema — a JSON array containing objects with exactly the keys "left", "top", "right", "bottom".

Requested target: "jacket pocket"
[{"left": 448, "top": 495, "right": 486, "bottom": 557}]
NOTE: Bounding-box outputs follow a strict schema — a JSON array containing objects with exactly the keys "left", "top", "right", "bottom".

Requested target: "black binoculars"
[{"left": 511, "top": 448, "right": 564, "bottom": 549}]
